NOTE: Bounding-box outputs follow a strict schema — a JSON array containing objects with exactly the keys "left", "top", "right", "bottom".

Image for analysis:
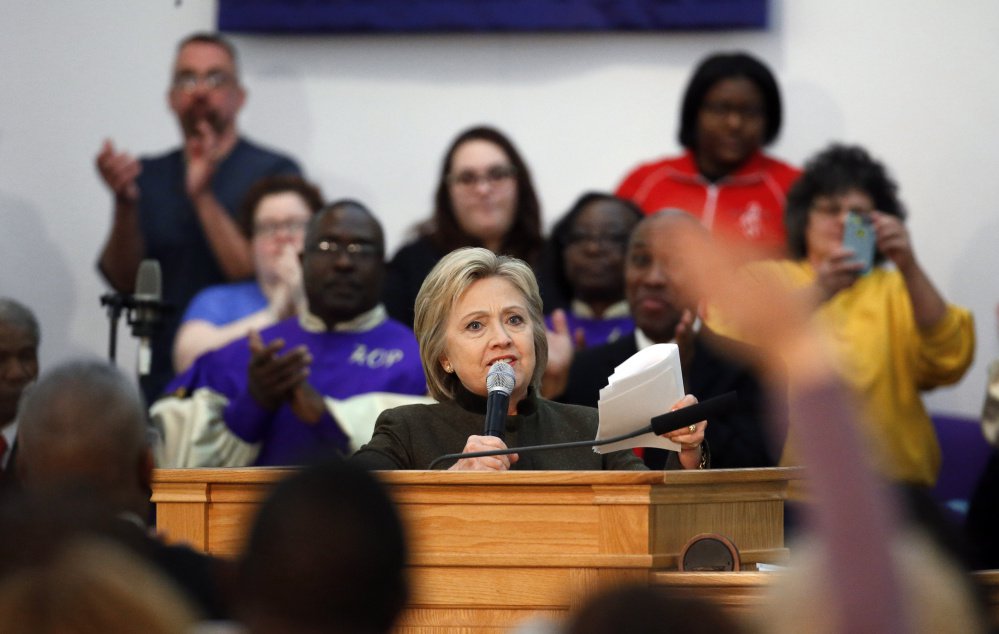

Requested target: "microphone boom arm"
[{"left": 426, "top": 391, "right": 736, "bottom": 470}]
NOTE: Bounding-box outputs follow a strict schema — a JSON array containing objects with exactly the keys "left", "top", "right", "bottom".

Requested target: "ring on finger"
[{"left": 687, "top": 424, "right": 696, "bottom": 434}]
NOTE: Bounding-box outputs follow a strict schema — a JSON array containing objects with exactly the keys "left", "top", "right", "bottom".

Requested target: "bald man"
[
  {"left": 16, "top": 359, "right": 229, "bottom": 619},
  {"left": 556, "top": 211, "right": 780, "bottom": 469}
]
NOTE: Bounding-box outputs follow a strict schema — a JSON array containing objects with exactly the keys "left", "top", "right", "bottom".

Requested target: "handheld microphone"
[
  {"left": 428, "top": 391, "right": 737, "bottom": 469},
  {"left": 484, "top": 361, "right": 516, "bottom": 439},
  {"left": 133, "top": 260, "right": 162, "bottom": 376}
]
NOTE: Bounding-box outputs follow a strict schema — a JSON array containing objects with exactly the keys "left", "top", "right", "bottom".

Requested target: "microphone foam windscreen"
[
  {"left": 135, "top": 259, "right": 162, "bottom": 301},
  {"left": 486, "top": 361, "right": 516, "bottom": 395}
]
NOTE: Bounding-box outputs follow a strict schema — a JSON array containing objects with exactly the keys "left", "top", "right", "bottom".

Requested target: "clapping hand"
[
  {"left": 184, "top": 119, "right": 223, "bottom": 199},
  {"left": 95, "top": 139, "right": 141, "bottom": 205},
  {"left": 247, "top": 330, "right": 311, "bottom": 410}
]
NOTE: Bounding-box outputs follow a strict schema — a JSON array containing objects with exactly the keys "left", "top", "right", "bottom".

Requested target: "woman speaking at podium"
[{"left": 353, "top": 248, "right": 707, "bottom": 471}]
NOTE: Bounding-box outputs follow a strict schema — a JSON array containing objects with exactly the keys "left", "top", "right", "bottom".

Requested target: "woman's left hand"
[{"left": 661, "top": 394, "right": 707, "bottom": 470}]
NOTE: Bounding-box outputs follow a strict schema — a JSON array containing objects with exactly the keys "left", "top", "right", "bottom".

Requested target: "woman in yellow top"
[{"left": 741, "top": 145, "right": 974, "bottom": 486}]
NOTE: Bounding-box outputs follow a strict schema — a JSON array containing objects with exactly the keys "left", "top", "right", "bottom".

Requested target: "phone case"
[{"left": 843, "top": 211, "right": 876, "bottom": 274}]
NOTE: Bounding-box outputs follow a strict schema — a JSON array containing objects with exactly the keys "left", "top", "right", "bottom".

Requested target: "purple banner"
[{"left": 218, "top": 0, "right": 768, "bottom": 33}]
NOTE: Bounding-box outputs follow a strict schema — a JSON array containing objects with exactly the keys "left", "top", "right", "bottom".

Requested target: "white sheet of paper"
[{"left": 594, "top": 343, "right": 685, "bottom": 454}]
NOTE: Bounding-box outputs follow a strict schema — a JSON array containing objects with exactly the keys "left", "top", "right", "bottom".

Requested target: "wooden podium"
[{"left": 152, "top": 467, "right": 797, "bottom": 631}]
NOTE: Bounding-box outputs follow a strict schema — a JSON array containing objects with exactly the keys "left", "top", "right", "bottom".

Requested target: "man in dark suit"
[
  {"left": 0, "top": 298, "right": 40, "bottom": 485},
  {"left": 552, "top": 211, "right": 780, "bottom": 469},
  {"left": 15, "top": 359, "right": 230, "bottom": 619}
]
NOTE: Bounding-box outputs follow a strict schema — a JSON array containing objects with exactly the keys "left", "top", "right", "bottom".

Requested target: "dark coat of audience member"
[
  {"left": 0, "top": 493, "right": 197, "bottom": 634},
  {"left": 0, "top": 298, "right": 40, "bottom": 488},
  {"left": 559, "top": 329, "right": 778, "bottom": 469},
  {"left": 565, "top": 584, "right": 745, "bottom": 634}
]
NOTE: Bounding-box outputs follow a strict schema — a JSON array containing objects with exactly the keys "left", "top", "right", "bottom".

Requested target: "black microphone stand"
[
  {"left": 99, "top": 293, "right": 171, "bottom": 364},
  {"left": 100, "top": 293, "right": 127, "bottom": 363}
]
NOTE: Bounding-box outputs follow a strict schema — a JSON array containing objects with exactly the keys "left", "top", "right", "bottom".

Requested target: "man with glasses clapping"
[
  {"left": 153, "top": 202, "right": 428, "bottom": 467},
  {"left": 95, "top": 32, "right": 302, "bottom": 404}
]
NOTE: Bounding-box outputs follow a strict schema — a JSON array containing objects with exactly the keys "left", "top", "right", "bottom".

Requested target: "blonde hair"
[
  {"left": 0, "top": 538, "right": 197, "bottom": 634},
  {"left": 414, "top": 247, "right": 547, "bottom": 401}
]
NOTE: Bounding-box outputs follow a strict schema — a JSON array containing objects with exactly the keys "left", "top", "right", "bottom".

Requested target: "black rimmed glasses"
[
  {"left": 172, "top": 70, "right": 235, "bottom": 93},
  {"left": 254, "top": 219, "right": 309, "bottom": 238},
  {"left": 565, "top": 231, "right": 630, "bottom": 250},
  {"left": 307, "top": 239, "right": 381, "bottom": 259},
  {"left": 810, "top": 202, "right": 873, "bottom": 219},
  {"left": 447, "top": 165, "right": 517, "bottom": 188}
]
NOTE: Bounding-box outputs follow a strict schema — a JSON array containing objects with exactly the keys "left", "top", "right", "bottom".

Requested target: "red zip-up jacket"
[{"left": 616, "top": 150, "right": 800, "bottom": 254}]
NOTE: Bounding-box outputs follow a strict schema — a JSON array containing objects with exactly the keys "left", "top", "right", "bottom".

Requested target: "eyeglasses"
[
  {"left": 254, "top": 219, "right": 309, "bottom": 238},
  {"left": 447, "top": 165, "right": 517, "bottom": 188},
  {"left": 810, "top": 203, "right": 873, "bottom": 218},
  {"left": 701, "top": 101, "right": 764, "bottom": 120},
  {"left": 307, "top": 239, "right": 381, "bottom": 259},
  {"left": 565, "top": 231, "right": 630, "bottom": 250},
  {"left": 172, "top": 70, "right": 235, "bottom": 93}
]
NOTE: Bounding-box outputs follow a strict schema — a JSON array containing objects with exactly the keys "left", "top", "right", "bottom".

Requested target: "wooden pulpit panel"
[{"left": 152, "top": 467, "right": 800, "bottom": 631}]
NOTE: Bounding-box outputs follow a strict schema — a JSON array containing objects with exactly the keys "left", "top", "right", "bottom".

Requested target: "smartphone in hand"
[{"left": 843, "top": 211, "right": 876, "bottom": 274}]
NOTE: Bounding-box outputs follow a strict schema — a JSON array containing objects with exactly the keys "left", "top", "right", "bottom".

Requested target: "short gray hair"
[
  {"left": 0, "top": 298, "right": 40, "bottom": 345},
  {"left": 414, "top": 248, "right": 547, "bottom": 401},
  {"left": 18, "top": 359, "right": 148, "bottom": 488},
  {"left": 177, "top": 32, "right": 240, "bottom": 77}
]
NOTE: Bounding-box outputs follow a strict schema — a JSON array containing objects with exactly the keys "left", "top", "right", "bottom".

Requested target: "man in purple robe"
[{"left": 154, "top": 201, "right": 427, "bottom": 466}]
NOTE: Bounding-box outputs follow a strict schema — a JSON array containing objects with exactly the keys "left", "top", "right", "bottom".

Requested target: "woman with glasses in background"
[
  {"left": 172, "top": 174, "right": 323, "bottom": 372},
  {"left": 383, "top": 126, "right": 545, "bottom": 329},
  {"left": 540, "top": 192, "right": 644, "bottom": 348}
]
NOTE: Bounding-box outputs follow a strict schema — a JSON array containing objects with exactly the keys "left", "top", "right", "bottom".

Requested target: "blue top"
[
  {"left": 135, "top": 137, "right": 300, "bottom": 403},
  {"left": 182, "top": 280, "right": 267, "bottom": 326},
  {"left": 164, "top": 315, "right": 428, "bottom": 466}
]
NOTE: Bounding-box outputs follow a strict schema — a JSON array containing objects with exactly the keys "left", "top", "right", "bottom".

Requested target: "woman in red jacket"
[{"left": 616, "top": 52, "right": 799, "bottom": 255}]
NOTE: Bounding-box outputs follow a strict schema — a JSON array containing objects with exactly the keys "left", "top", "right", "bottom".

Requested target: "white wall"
[{"left": 2, "top": 1, "right": 997, "bottom": 417}]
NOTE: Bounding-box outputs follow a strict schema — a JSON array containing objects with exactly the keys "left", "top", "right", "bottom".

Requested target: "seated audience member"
[
  {"left": 384, "top": 125, "right": 545, "bottom": 328},
  {"left": 616, "top": 51, "right": 800, "bottom": 254},
  {"left": 96, "top": 32, "right": 302, "bottom": 404},
  {"left": 157, "top": 201, "right": 427, "bottom": 466},
  {"left": 13, "top": 359, "right": 231, "bottom": 619},
  {"left": 540, "top": 192, "right": 643, "bottom": 347},
  {"left": 0, "top": 298, "right": 40, "bottom": 485},
  {"left": 235, "top": 459, "right": 407, "bottom": 634},
  {"left": 967, "top": 304, "right": 999, "bottom": 569},
  {"left": 717, "top": 144, "right": 974, "bottom": 486},
  {"left": 668, "top": 219, "right": 988, "bottom": 634},
  {"left": 0, "top": 536, "right": 197, "bottom": 634},
  {"left": 564, "top": 584, "right": 746, "bottom": 634},
  {"left": 173, "top": 174, "right": 324, "bottom": 373},
  {"left": 550, "top": 211, "right": 777, "bottom": 469},
  {"left": 353, "top": 247, "right": 708, "bottom": 471}
]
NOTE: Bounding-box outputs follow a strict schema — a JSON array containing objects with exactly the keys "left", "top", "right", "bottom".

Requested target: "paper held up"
[{"left": 594, "top": 343, "right": 685, "bottom": 454}]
